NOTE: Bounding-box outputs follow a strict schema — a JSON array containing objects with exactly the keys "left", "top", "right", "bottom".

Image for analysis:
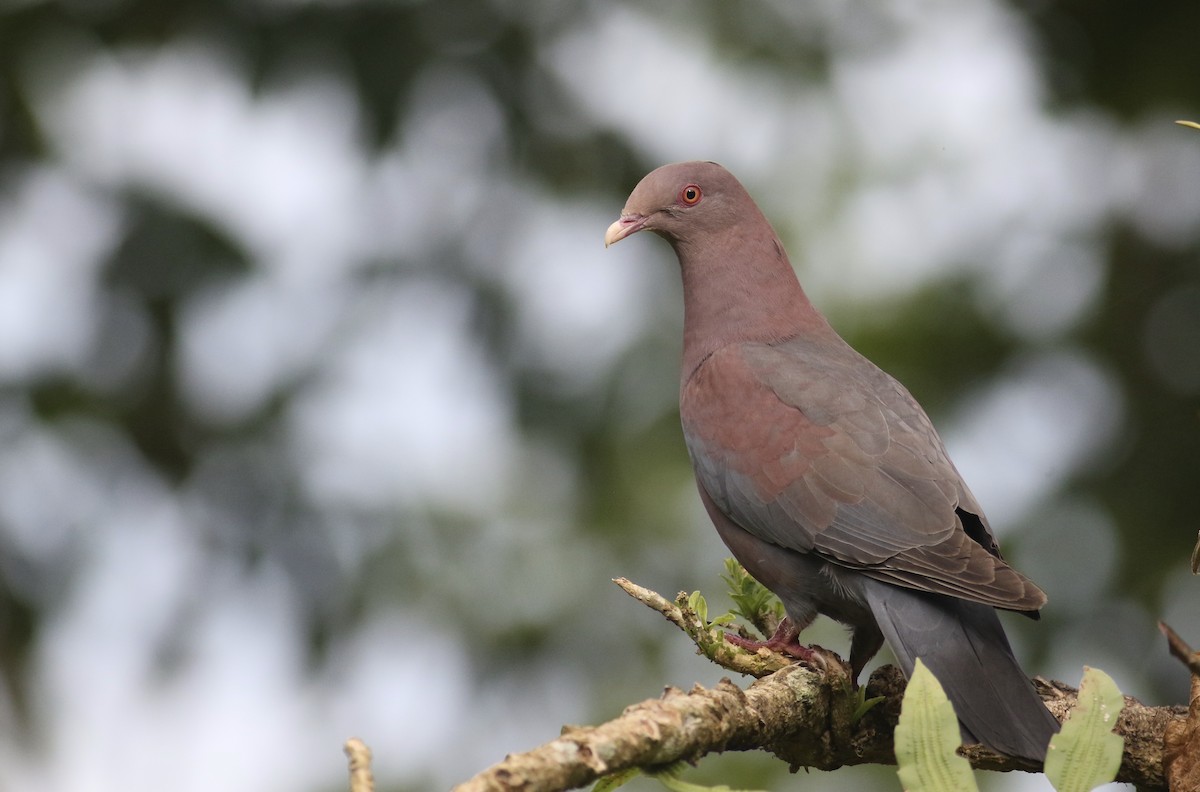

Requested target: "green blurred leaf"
[
  {"left": 894, "top": 659, "right": 979, "bottom": 792},
  {"left": 1045, "top": 667, "right": 1125, "bottom": 792},
  {"left": 653, "top": 771, "right": 767, "bottom": 792},
  {"left": 592, "top": 768, "right": 642, "bottom": 791},
  {"left": 638, "top": 759, "right": 767, "bottom": 792}
]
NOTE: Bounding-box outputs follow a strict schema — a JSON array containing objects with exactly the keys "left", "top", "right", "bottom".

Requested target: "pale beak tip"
[
  {"left": 604, "top": 219, "right": 623, "bottom": 248},
  {"left": 605, "top": 215, "right": 643, "bottom": 248}
]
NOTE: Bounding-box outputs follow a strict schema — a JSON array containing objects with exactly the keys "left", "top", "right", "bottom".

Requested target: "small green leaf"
[
  {"left": 851, "top": 684, "right": 886, "bottom": 724},
  {"left": 592, "top": 768, "right": 642, "bottom": 791},
  {"left": 894, "top": 659, "right": 980, "bottom": 792},
  {"left": 688, "top": 591, "right": 708, "bottom": 624},
  {"left": 1045, "top": 666, "right": 1125, "bottom": 792}
]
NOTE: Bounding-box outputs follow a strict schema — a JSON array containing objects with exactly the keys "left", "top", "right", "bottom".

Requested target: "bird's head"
[{"left": 604, "top": 161, "right": 746, "bottom": 249}]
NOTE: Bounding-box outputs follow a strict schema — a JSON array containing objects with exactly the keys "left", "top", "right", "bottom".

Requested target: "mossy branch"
[{"left": 448, "top": 577, "right": 1192, "bottom": 792}]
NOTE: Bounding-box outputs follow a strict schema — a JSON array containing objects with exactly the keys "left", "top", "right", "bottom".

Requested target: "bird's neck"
[{"left": 674, "top": 226, "right": 829, "bottom": 382}]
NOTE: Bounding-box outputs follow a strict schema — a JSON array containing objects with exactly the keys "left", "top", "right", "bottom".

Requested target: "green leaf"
[
  {"left": 592, "top": 768, "right": 642, "bottom": 791},
  {"left": 851, "top": 684, "right": 886, "bottom": 724},
  {"left": 652, "top": 772, "right": 767, "bottom": 792},
  {"left": 894, "top": 659, "right": 980, "bottom": 792},
  {"left": 641, "top": 761, "right": 767, "bottom": 792},
  {"left": 719, "top": 558, "right": 784, "bottom": 633},
  {"left": 688, "top": 591, "right": 709, "bottom": 624},
  {"left": 1044, "top": 666, "right": 1125, "bottom": 792}
]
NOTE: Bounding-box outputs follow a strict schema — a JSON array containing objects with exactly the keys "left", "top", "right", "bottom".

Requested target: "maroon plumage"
[{"left": 605, "top": 161, "right": 1058, "bottom": 761}]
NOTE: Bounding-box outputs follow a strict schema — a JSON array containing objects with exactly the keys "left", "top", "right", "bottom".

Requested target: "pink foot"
[{"left": 724, "top": 619, "right": 827, "bottom": 669}]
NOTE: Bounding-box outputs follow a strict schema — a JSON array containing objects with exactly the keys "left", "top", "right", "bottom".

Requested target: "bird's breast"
[{"left": 680, "top": 346, "right": 834, "bottom": 504}]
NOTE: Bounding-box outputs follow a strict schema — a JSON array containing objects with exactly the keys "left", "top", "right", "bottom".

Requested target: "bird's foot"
[{"left": 724, "top": 620, "right": 828, "bottom": 670}]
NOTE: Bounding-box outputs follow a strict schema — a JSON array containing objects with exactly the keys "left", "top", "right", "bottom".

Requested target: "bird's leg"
[
  {"left": 848, "top": 625, "right": 884, "bottom": 685},
  {"left": 724, "top": 617, "right": 827, "bottom": 667}
]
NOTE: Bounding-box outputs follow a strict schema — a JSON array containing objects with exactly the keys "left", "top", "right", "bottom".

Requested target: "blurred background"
[{"left": 0, "top": 0, "right": 1197, "bottom": 790}]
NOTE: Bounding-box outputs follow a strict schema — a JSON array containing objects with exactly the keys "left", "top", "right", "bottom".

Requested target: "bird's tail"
[{"left": 862, "top": 578, "right": 1060, "bottom": 761}]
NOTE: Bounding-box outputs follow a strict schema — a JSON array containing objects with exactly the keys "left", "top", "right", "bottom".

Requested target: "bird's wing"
[{"left": 681, "top": 337, "right": 1045, "bottom": 612}]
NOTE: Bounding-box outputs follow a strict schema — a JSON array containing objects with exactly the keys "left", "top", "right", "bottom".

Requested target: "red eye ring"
[{"left": 680, "top": 184, "right": 702, "bottom": 206}]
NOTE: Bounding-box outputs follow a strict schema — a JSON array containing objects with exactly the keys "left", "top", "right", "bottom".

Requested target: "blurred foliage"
[
  {"left": 591, "top": 760, "right": 768, "bottom": 792},
  {"left": 1022, "top": 1, "right": 1200, "bottom": 114},
  {"left": 0, "top": 1, "right": 1198, "bottom": 790}
]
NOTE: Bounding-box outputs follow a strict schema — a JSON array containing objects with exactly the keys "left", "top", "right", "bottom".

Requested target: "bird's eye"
[{"left": 680, "top": 184, "right": 702, "bottom": 206}]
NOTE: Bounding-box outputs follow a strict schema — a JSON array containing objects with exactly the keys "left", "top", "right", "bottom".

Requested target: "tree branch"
[
  {"left": 452, "top": 580, "right": 1189, "bottom": 792},
  {"left": 1159, "top": 622, "right": 1200, "bottom": 791}
]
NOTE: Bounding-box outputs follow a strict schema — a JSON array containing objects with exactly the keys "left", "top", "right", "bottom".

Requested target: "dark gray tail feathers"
[{"left": 863, "top": 579, "right": 1060, "bottom": 761}]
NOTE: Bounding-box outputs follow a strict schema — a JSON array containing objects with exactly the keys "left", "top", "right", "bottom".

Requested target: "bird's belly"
[{"left": 707, "top": 499, "right": 873, "bottom": 631}]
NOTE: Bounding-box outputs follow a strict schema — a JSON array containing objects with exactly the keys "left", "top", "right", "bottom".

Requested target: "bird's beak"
[{"left": 604, "top": 214, "right": 647, "bottom": 248}]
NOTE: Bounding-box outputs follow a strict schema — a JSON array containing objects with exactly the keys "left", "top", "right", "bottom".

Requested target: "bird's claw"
[{"left": 723, "top": 626, "right": 829, "bottom": 672}]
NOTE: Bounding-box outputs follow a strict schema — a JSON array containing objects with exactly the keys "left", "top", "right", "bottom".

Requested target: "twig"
[
  {"left": 1161, "top": 622, "right": 1200, "bottom": 676},
  {"left": 612, "top": 577, "right": 793, "bottom": 678},
  {"left": 344, "top": 737, "right": 374, "bottom": 792}
]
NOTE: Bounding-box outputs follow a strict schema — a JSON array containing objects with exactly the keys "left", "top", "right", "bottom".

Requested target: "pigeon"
[{"left": 605, "top": 161, "right": 1060, "bottom": 760}]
